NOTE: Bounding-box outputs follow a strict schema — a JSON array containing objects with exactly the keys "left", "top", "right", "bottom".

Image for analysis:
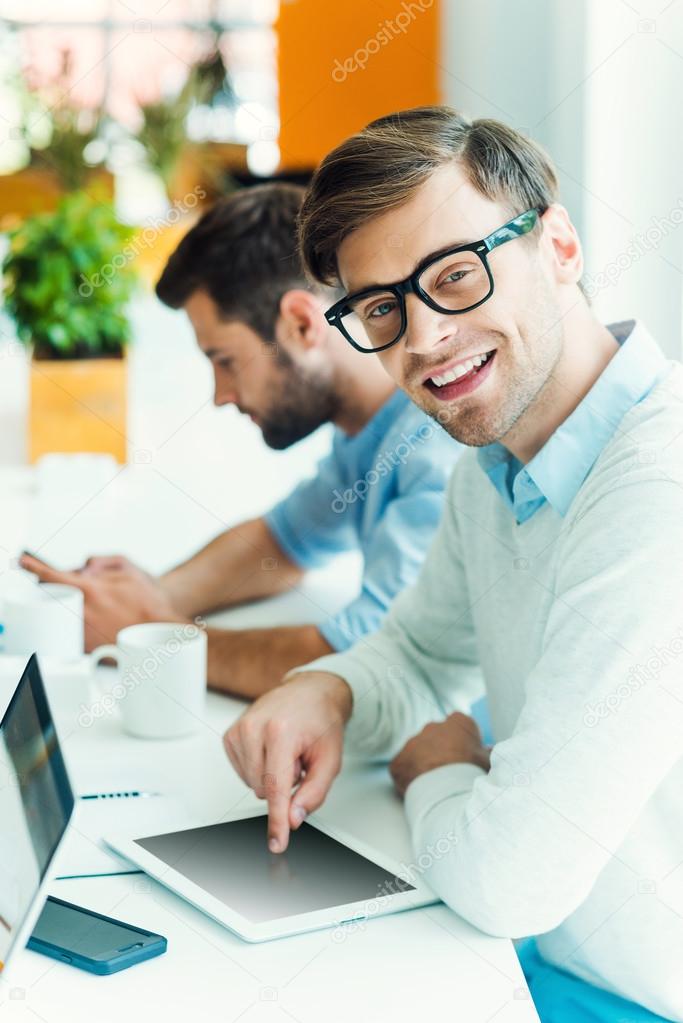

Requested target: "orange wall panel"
[{"left": 276, "top": 0, "right": 441, "bottom": 170}]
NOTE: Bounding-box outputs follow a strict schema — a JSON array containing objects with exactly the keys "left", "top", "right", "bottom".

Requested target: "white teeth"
[{"left": 429, "top": 351, "right": 491, "bottom": 388}]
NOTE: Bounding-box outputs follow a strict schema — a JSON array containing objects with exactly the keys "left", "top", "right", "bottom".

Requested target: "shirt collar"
[{"left": 477, "top": 320, "right": 669, "bottom": 522}]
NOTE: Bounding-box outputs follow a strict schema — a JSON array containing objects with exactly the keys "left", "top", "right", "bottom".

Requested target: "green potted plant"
[{"left": 2, "top": 190, "right": 137, "bottom": 463}]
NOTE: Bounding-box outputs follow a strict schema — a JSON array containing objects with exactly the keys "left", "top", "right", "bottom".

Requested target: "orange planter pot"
[
  {"left": 29, "top": 355, "right": 128, "bottom": 464},
  {"left": 0, "top": 169, "right": 114, "bottom": 229}
]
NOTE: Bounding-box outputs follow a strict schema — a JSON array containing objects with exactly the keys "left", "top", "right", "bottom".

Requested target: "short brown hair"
[
  {"left": 299, "top": 106, "right": 560, "bottom": 287},
  {"left": 156, "top": 183, "right": 311, "bottom": 341}
]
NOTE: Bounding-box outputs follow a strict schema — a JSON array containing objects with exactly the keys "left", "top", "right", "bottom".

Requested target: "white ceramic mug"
[
  {"left": 3, "top": 584, "right": 84, "bottom": 660},
  {"left": 90, "top": 622, "right": 207, "bottom": 739}
]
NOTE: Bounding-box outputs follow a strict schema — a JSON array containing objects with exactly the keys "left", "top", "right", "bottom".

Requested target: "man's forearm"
[
  {"left": 160, "top": 517, "right": 304, "bottom": 619},
  {"left": 206, "top": 624, "right": 335, "bottom": 700}
]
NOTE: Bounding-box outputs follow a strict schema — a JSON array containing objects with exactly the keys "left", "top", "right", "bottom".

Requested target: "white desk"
[{"left": 0, "top": 466, "right": 539, "bottom": 1023}]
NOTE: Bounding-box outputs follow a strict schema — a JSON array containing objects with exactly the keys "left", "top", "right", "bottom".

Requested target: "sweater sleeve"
[
  {"left": 404, "top": 476, "right": 683, "bottom": 938},
  {"left": 296, "top": 462, "right": 485, "bottom": 759}
]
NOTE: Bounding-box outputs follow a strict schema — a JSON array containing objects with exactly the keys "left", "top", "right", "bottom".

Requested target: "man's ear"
[
  {"left": 540, "top": 204, "right": 584, "bottom": 286},
  {"left": 278, "top": 289, "right": 327, "bottom": 350}
]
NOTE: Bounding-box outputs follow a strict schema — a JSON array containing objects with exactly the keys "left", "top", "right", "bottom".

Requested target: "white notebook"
[{"left": 56, "top": 794, "right": 194, "bottom": 878}]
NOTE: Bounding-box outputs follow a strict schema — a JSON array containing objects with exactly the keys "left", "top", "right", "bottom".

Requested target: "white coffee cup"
[
  {"left": 90, "top": 622, "right": 207, "bottom": 739},
  {"left": 3, "top": 584, "right": 84, "bottom": 660}
]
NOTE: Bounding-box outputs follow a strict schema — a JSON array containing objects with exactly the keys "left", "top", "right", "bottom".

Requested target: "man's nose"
[
  {"left": 402, "top": 293, "right": 458, "bottom": 356},
  {"left": 214, "top": 382, "right": 238, "bottom": 407}
]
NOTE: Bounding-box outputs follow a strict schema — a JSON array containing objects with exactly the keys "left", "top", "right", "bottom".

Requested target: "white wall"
[
  {"left": 441, "top": 0, "right": 683, "bottom": 357},
  {"left": 440, "top": 0, "right": 588, "bottom": 236},
  {"left": 583, "top": 0, "right": 683, "bottom": 356}
]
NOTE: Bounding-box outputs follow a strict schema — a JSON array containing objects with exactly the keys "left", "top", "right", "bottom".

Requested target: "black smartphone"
[{"left": 27, "top": 896, "right": 167, "bottom": 975}]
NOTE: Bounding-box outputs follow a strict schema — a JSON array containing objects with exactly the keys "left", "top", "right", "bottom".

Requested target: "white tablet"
[{"left": 105, "top": 809, "right": 438, "bottom": 942}]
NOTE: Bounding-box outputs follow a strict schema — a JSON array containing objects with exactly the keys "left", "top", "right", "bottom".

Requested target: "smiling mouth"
[{"left": 423, "top": 349, "right": 497, "bottom": 400}]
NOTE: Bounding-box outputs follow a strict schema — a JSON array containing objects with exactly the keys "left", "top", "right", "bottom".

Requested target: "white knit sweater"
[{"left": 304, "top": 360, "right": 683, "bottom": 1019}]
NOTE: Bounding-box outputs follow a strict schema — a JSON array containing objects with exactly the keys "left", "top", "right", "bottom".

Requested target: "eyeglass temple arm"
[{"left": 484, "top": 207, "right": 544, "bottom": 253}]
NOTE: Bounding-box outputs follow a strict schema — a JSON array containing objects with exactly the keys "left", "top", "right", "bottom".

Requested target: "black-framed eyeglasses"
[{"left": 324, "top": 207, "right": 545, "bottom": 354}]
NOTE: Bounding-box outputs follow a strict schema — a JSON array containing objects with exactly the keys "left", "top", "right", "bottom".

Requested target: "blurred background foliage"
[{"left": 3, "top": 191, "right": 137, "bottom": 359}]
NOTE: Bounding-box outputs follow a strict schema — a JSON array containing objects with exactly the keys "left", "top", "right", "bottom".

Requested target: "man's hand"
[
  {"left": 18, "top": 553, "right": 182, "bottom": 650},
  {"left": 390, "top": 712, "right": 490, "bottom": 798},
  {"left": 223, "top": 671, "right": 353, "bottom": 853},
  {"left": 79, "top": 554, "right": 150, "bottom": 578}
]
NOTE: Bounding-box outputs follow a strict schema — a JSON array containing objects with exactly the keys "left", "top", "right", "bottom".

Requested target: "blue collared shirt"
[
  {"left": 477, "top": 320, "right": 670, "bottom": 524},
  {"left": 265, "top": 389, "right": 462, "bottom": 650}
]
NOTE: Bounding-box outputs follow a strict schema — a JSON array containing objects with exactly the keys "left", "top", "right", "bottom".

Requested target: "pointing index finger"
[
  {"left": 19, "top": 553, "right": 82, "bottom": 587},
  {"left": 263, "top": 729, "right": 299, "bottom": 854}
]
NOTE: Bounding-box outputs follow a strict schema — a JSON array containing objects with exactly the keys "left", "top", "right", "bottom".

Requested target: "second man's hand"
[
  {"left": 223, "top": 671, "right": 353, "bottom": 853},
  {"left": 18, "top": 552, "right": 184, "bottom": 650}
]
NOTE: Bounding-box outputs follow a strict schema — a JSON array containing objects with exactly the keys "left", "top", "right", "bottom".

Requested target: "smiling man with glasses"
[{"left": 224, "top": 108, "right": 683, "bottom": 1021}]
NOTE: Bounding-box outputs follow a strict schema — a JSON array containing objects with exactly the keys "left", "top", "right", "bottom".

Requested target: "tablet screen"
[{"left": 134, "top": 816, "right": 415, "bottom": 923}]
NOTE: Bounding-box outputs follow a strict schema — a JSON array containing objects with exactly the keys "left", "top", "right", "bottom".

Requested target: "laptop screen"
[{"left": 0, "top": 655, "right": 73, "bottom": 971}]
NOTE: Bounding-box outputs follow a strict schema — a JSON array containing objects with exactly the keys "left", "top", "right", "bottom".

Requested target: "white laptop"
[
  {"left": 0, "top": 654, "right": 75, "bottom": 977},
  {"left": 106, "top": 807, "right": 439, "bottom": 943}
]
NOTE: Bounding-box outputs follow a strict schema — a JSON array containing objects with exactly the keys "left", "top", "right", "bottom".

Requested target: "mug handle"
[
  {"left": 89, "top": 644, "right": 122, "bottom": 700},
  {"left": 90, "top": 644, "right": 121, "bottom": 668}
]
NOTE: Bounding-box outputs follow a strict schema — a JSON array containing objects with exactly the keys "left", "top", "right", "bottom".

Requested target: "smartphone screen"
[{"left": 29, "top": 897, "right": 163, "bottom": 963}]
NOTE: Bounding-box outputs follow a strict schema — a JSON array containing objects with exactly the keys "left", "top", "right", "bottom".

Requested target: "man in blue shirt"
[{"left": 20, "top": 183, "right": 461, "bottom": 699}]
